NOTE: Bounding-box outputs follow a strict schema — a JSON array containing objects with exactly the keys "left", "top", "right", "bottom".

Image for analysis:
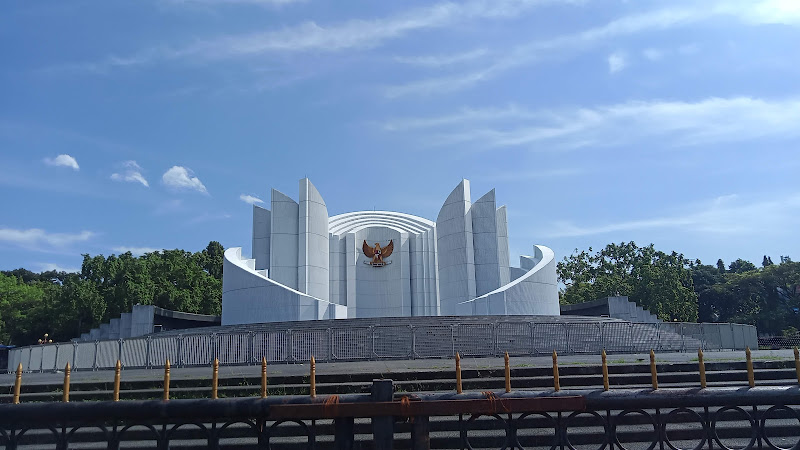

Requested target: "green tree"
[
  {"left": 558, "top": 242, "right": 698, "bottom": 322},
  {"left": 762, "top": 255, "right": 774, "bottom": 267},
  {"left": 728, "top": 258, "right": 757, "bottom": 274},
  {"left": 0, "top": 273, "right": 44, "bottom": 344}
]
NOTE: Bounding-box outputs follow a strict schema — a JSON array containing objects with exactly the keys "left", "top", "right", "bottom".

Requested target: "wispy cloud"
[
  {"left": 545, "top": 192, "right": 800, "bottom": 238},
  {"left": 384, "top": 1, "right": 800, "bottom": 97},
  {"left": 380, "top": 105, "right": 537, "bottom": 131},
  {"left": 188, "top": 212, "right": 232, "bottom": 224},
  {"left": 607, "top": 51, "right": 627, "bottom": 73},
  {"left": 37, "top": 263, "right": 80, "bottom": 273},
  {"left": 642, "top": 48, "right": 663, "bottom": 61},
  {"left": 0, "top": 228, "right": 94, "bottom": 248},
  {"left": 43, "top": 154, "right": 79, "bottom": 170},
  {"left": 383, "top": 97, "right": 800, "bottom": 150},
  {"left": 475, "top": 168, "right": 584, "bottom": 182},
  {"left": 163, "top": 0, "right": 304, "bottom": 7},
  {"left": 112, "top": 246, "right": 161, "bottom": 255},
  {"left": 49, "top": 0, "right": 576, "bottom": 73},
  {"left": 111, "top": 160, "right": 149, "bottom": 187},
  {"left": 239, "top": 194, "right": 264, "bottom": 204},
  {"left": 393, "top": 48, "right": 489, "bottom": 67},
  {"left": 162, "top": 166, "right": 208, "bottom": 193}
]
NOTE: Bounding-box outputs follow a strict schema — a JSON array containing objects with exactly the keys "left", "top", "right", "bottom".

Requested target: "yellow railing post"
[
  {"left": 794, "top": 347, "right": 800, "bottom": 385},
  {"left": 113, "top": 360, "right": 121, "bottom": 401},
  {"left": 261, "top": 357, "right": 268, "bottom": 398},
  {"left": 212, "top": 358, "right": 219, "bottom": 399},
  {"left": 649, "top": 350, "right": 658, "bottom": 390},
  {"left": 13, "top": 363, "right": 22, "bottom": 404},
  {"left": 310, "top": 356, "right": 316, "bottom": 398},
  {"left": 746, "top": 347, "right": 755, "bottom": 388},
  {"left": 455, "top": 352, "right": 462, "bottom": 394},
  {"left": 163, "top": 359, "right": 171, "bottom": 401},
  {"left": 552, "top": 350, "right": 560, "bottom": 392},
  {"left": 601, "top": 350, "right": 609, "bottom": 391},
  {"left": 62, "top": 362, "right": 71, "bottom": 402},
  {"left": 698, "top": 348, "right": 707, "bottom": 388},
  {"left": 504, "top": 352, "right": 511, "bottom": 393}
]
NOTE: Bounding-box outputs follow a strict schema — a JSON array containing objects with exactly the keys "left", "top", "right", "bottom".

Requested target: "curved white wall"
[
  {"left": 436, "top": 180, "right": 477, "bottom": 315},
  {"left": 457, "top": 245, "right": 560, "bottom": 316},
  {"left": 222, "top": 247, "right": 345, "bottom": 325}
]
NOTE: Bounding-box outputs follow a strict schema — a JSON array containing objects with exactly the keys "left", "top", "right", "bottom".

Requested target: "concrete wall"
[
  {"left": 269, "top": 189, "right": 299, "bottom": 290},
  {"left": 252, "top": 205, "right": 271, "bottom": 271},
  {"left": 436, "top": 180, "right": 477, "bottom": 315},
  {"left": 298, "top": 178, "right": 329, "bottom": 301},
  {"left": 471, "top": 189, "right": 501, "bottom": 297},
  {"left": 222, "top": 247, "right": 344, "bottom": 324},
  {"left": 130, "top": 305, "right": 155, "bottom": 337}
]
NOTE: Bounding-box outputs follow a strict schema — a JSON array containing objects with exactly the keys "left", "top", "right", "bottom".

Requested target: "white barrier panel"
[
  {"left": 414, "top": 325, "right": 452, "bottom": 359},
  {"left": 56, "top": 343, "right": 74, "bottom": 371},
  {"left": 291, "top": 330, "right": 329, "bottom": 362},
  {"left": 252, "top": 331, "right": 288, "bottom": 363},
  {"left": 373, "top": 326, "right": 411, "bottom": 359},
  {"left": 120, "top": 338, "right": 148, "bottom": 368},
  {"left": 182, "top": 334, "right": 215, "bottom": 366},
  {"left": 41, "top": 344, "right": 58, "bottom": 372},
  {"left": 74, "top": 342, "right": 97, "bottom": 370},
  {"left": 566, "top": 323, "right": 602, "bottom": 354},
  {"left": 496, "top": 322, "right": 531, "bottom": 356},
  {"left": 96, "top": 340, "right": 120, "bottom": 369},
  {"left": 28, "top": 346, "right": 44, "bottom": 372},
  {"left": 149, "top": 336, "right": 179, "bottom": 368},
  {"left": 454, "top": 323, "right": 494, "bottom": 357},
  {"left": 218, "top": 333, "right": 249, "bottom": 365},
  {"left": 533, "top": 323, "right": 567, "bottom": 354},
  {"left": 331, "top": 327, "right": 370, "bottom": 360}
]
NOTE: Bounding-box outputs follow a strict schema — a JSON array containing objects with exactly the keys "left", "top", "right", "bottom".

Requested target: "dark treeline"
[
  {"left": 558, "top": 242, "right": 800, "bottom": 336},
  {"left": 0, "top": 241, "right": 223, "bottom": 346}
]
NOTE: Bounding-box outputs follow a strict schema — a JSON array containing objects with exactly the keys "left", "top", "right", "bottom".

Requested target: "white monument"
[{"left": 222, "top": 179, "right": 559, "bottom": 324}]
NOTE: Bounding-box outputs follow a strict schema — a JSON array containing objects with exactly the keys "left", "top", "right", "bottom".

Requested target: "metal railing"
[
  {"left": 0, "top": 381, "right": 798, "bottom": 449},
  {"left": 8, "top": 321, "right": 757, "bottom": 373}
]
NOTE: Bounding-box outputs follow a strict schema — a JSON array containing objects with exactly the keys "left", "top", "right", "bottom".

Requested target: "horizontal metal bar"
[
  {"left": 1, "top": 386, "right": 798, "bottom": 425},
  {"left": 268, "top": 396, "right": 586, "bottom": 419}
]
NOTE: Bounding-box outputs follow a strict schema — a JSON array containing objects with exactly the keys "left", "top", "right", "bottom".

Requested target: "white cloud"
[
  {"left": 546, "top": 193, "right": 800, "bottom": 238},
  {"left": 381, "top": 105, "right": 537, "bottom": 131},
  {"left": 384, "top": 96, "right": 800, "bottom": 150},
  {"left": 53, "top": 0, "right": 578, "bottom": 72},
  {"left": 384, "top": 1, "right": 800, "bottom": 97},
  {"left": 394, "top": 48, "right": 489, "bottom": 67},
  {"left": 112, "top": 246, "right": 161, "bottom": 255},
  {"left": 0, "top": 228, "right": 94, "bottom": 247},
  {"left": 607, "top": 51, "right": 627, "bottom": 73},
  {"left": 37, "top": 263, "right": 80, "bottom": 273},
  {"left": 642, "top": 48, "right": 663, "bottom": 61},
  {"left": 240, "top": 194, "right": 264, "bottom": 204},
  {"left": 111, "top": 160, "right": 149, "bottom": 187},
  {"left": 162, "top": 166, "right": 208, "bottom": 193},
  {"left": 43, "top": 154, "right": 79, "bottom": 170}
]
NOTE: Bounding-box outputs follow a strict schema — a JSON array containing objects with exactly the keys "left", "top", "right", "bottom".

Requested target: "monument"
[{"left": 222, "top": 179, "right": 559, "bottom": 324}]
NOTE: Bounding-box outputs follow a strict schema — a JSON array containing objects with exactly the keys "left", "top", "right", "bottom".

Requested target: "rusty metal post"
[
  {"left": 552, "top": 350, "right": 560, "bottom": 392},
  {"left": 261, "top": 356, "right": 268, "bottom": 398},
  {"left": 698, "top": 348, "right": 707, "bottom": 388},
  {"left": 649, "top": 350, "right": 658, "bottom": 390},
  {"left": 62, "top": 362, "right": 71, "bottom": 402},
  {"left": 310, "top": 356, "right": 316, "bottom": 398},
  {"left": 163, "top": 359, "right": 171, "bottom": 401},
  {"left": 504, "top": 352, "right": 511, "bottom": 393},
  {"left": 455, "top": 352, "right": 462, "bottom": 394},
  {"left": 113, "top": 360, "right": 121, "bottom": 401},
  {"left": 746, "top": 347, "right": 755, "bottom": 388},
  {"left": 794, "top": 347, "right": 800, "bottom": 385},
  {"left": 212, "top": 358, "right": 219, "bottom": 399},
  {"left": 601, "top": 350, "right": 609, "bottom": 391},
  {"left": 13, "top": 363, "right": 22, "bottom": 404},
  {"left": 371, "top": 379, "right": 394, "bottom": 450}
]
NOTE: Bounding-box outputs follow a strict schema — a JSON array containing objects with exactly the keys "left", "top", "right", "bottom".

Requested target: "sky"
[{"left": 1, "top": 0, "right": 799, "bottom": 274}]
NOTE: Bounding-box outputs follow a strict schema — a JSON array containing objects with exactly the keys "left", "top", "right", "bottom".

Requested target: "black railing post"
[
  {"left": 411, "top": 415, "right": 430, "bottom": 450},
  {"left": 334, "top": 417, "right": 355, "bottom": 450},
  {"left": 371, "top": 379, "right": 394, "bottom": 450}
]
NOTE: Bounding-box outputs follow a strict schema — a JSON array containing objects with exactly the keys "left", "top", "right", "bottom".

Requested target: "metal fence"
[
  {"left": 1, "top": 382, "right": 798, "bottom": 449},
  {"left": 8, "top": 321, "right": 757, "bottom": 373}
]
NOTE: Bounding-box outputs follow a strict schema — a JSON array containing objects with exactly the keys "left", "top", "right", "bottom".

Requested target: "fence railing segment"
[{"left": 8, "top": 321, "right": 758, "bottom": 373}]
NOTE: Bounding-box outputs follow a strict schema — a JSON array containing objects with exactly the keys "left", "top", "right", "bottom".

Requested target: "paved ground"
[{"left": 2, "top": 349, "right": 796, "bottom": 386}]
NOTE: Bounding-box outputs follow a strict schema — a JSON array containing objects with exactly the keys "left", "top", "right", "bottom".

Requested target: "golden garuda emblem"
[{"left": 362, "top": 240, "right": 393, "bottom": 267}]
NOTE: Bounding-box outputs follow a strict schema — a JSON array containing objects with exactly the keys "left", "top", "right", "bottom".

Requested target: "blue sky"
[{"left": 1, "top": 0, "right": 799, "bottom": 274}]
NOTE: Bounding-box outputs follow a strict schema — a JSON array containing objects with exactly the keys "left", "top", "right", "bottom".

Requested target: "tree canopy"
[
  {"left": 0, "top": 241, "right": 223, "bottom": 345},
  {"left": 557, "top": 242, "right": 698, "bottom": 322}
]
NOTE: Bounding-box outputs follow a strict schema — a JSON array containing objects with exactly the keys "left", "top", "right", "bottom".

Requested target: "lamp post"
[{"left": 37, "top": 333, "right": 53, "bottom": 345}]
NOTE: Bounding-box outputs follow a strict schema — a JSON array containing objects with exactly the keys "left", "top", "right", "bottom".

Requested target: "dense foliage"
[
  {"left": 558, "top": 242, "right": 800, "bottom": 336},
  {"left": 0, "top": 241, "right": 223, "bottom": 345}
]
